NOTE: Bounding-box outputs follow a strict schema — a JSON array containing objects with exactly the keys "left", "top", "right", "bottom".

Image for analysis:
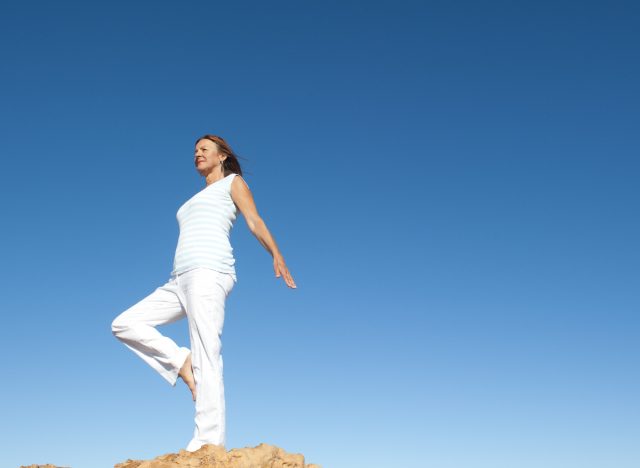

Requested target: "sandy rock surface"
[{"left": 114, "top": 442, "right": 321, "bottom": 468}]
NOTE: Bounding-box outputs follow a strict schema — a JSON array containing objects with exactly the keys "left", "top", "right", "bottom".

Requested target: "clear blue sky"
[{"left": 1, "top": 1, "right": 638, "bottom": 467}]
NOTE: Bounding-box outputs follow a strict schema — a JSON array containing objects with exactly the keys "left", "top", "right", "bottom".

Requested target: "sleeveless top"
[{"left": 171, "top": 173, "right": 242, "bottom": 280}]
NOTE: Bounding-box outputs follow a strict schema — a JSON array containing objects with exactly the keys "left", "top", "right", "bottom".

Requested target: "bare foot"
[{"left": 179, "top": 352, "right": 197, "bottom": 401}]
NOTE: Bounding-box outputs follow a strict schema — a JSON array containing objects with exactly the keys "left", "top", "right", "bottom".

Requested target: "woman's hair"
[{"left": 195, "top": 134, "right": 247, "bottom": 177}]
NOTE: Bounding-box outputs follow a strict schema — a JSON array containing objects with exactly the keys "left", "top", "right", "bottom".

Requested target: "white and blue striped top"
[{"left": 171, "top": 173, "right": 242, "bottom": 280}]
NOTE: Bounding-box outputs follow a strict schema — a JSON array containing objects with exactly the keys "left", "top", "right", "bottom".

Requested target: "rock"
[{"left": 114, "top": 442, "right": 321, "bottom": 468}]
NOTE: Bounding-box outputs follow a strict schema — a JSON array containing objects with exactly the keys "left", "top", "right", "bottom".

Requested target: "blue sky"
[{"left": 1, "top": 1, "right": 638, "bottom": 467}]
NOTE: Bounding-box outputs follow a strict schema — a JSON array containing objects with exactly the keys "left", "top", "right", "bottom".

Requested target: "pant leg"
[
  {"left": 177, "top": 268, "right": 235, "bottom": 452},
  {"left": 111, "top": 275, "right": 192, "bottom": 387}
]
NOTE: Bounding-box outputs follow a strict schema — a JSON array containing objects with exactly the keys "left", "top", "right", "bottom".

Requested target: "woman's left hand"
[{"left": 274, "top": 254, "right": 297, "bottom": 289}]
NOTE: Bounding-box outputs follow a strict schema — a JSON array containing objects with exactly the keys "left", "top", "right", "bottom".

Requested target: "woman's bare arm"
[{"left": 230, "top": 175, "right": 297, "bottom": 289}]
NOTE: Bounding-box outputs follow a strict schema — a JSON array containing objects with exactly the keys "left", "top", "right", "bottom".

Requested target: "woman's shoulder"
[{"left": 229, "top": 173, "right": 250, "bottom": 190}]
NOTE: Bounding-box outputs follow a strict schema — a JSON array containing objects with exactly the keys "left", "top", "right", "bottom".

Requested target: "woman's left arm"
[{"left": 230, "top": 175, "right": 297, "bottom": 289}]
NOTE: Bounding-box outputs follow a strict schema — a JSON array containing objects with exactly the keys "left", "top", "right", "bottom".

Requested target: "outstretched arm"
[{"left": 230, "top": 175, "right": 297, "bottom": 289}]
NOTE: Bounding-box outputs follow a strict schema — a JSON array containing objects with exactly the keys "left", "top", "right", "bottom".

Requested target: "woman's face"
[{"left": 194, "top": 139, "right": 224, "bottom": 176}]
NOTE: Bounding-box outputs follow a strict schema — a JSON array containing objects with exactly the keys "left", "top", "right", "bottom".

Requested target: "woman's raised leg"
[{"left": 111, "top": 276, "right": 192, "bottom": 388}]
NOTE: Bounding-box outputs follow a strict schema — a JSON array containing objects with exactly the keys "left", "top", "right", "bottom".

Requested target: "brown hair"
[{"left": 195, "top": 134, "right": 248, "bottom": 177}]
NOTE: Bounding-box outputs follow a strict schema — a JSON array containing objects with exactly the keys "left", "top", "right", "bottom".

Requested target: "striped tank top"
[{"left": 171, "top": 172, "right": 241, "bottom": 280}]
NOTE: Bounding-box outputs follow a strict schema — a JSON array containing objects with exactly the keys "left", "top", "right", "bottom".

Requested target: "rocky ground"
[{"left": 21, "top": 442, "right": 321, "bottom": 468}]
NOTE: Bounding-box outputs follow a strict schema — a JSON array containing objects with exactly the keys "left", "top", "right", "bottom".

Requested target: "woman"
[{"left": 111, "top": 134, "right": 296, "bottom": 452}]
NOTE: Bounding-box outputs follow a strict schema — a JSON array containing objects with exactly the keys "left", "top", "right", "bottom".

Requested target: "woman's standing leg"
[
  {"left": 111, "top": 275, "right": 192, "bottom": 387},
  {"left": 177, "top": 268, "right": 235, "bottom": 452}
]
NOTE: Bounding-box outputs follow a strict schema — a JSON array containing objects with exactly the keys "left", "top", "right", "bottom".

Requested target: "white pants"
[{"left": 111, "top": 267, "right": 236, "bottom": 452}]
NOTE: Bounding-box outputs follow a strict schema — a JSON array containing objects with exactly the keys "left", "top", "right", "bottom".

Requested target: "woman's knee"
[{"left": 111, "top": 313, "right": 129, "bottom": 337}]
